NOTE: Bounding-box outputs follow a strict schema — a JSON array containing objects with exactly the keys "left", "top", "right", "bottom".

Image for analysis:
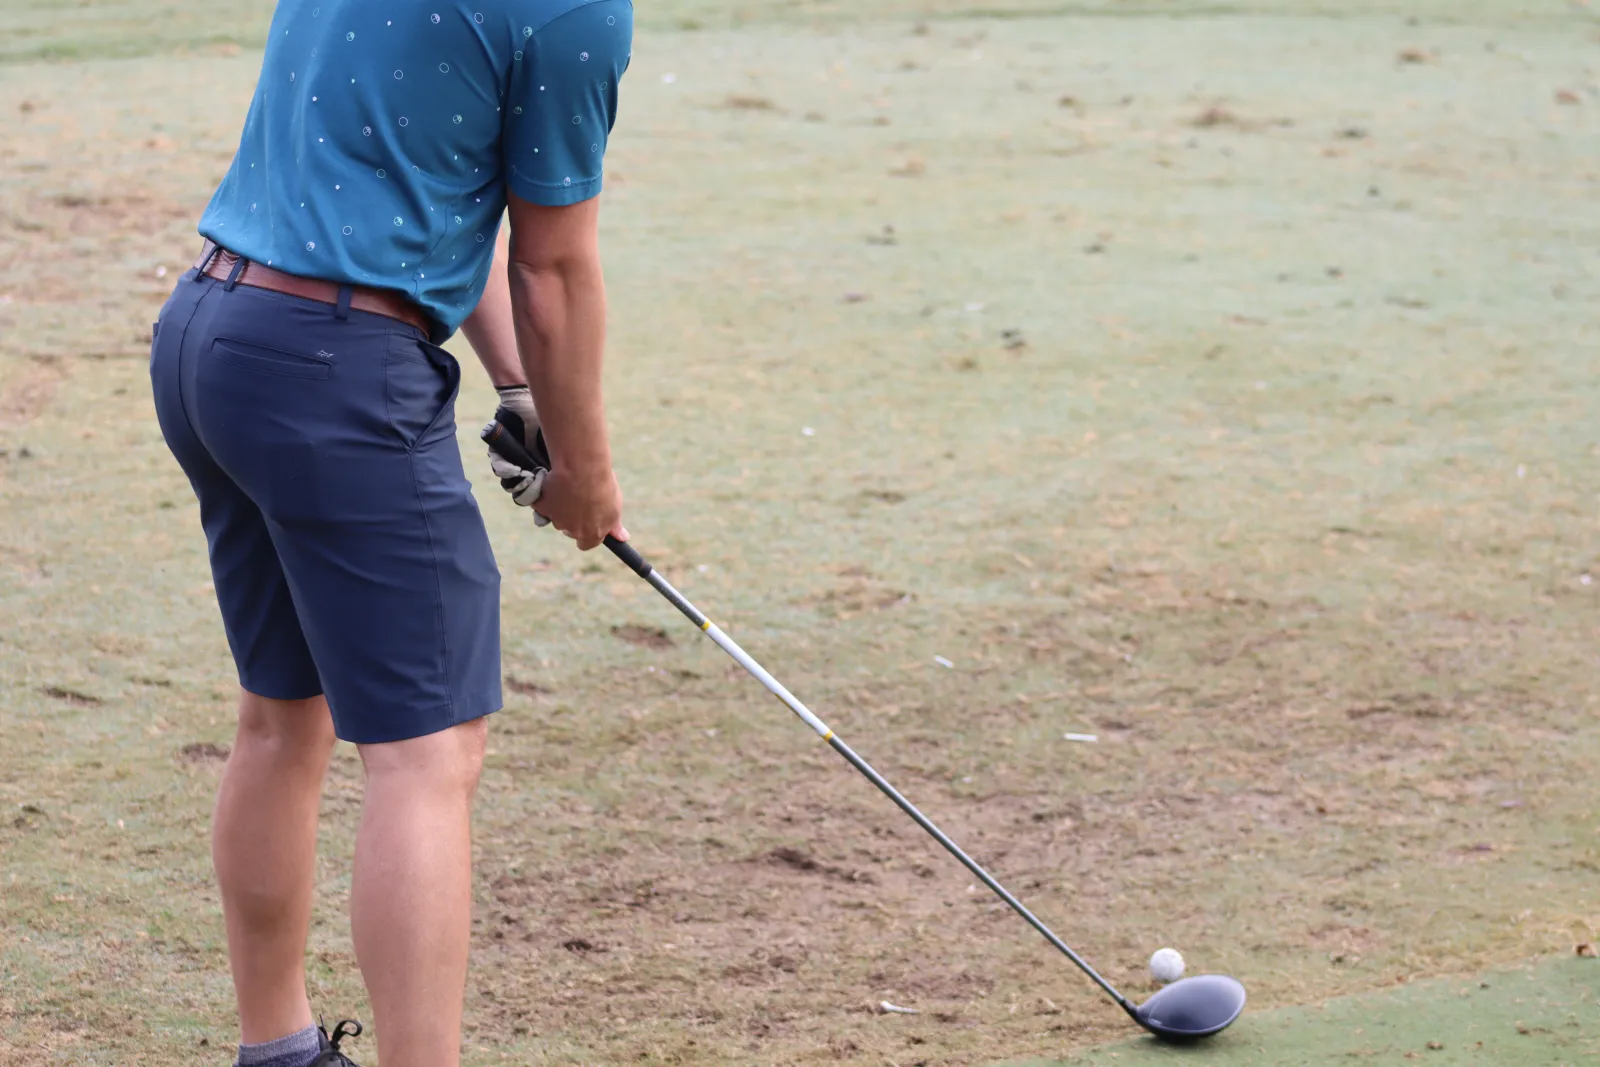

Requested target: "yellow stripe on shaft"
[
  {"left": 700, "top": 620, "right": 711, "bottom": 631},
  {"left": 822, "top": 730, "right": 834, "bottom": 741}
]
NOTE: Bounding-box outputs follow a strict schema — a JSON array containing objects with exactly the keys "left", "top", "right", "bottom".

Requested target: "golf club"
[{"left": 482, "top": 417, "right": 1247, "bottom": 1040}]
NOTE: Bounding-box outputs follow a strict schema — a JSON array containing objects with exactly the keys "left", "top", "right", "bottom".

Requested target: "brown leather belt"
[{"left": 195, "top": 242, "right": 431, "bottom": 335}]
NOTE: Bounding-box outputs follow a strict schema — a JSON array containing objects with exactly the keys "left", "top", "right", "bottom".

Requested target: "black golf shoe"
[{"left": 309, "top": 1020, "right": 365, "bottom": 1066}]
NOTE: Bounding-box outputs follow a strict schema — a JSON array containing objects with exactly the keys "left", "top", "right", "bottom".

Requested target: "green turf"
[{"left": 1003, "top": 956, "right": 1600, "bottom": 1065}]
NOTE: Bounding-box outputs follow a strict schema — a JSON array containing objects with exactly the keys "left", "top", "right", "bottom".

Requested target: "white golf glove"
[{"left": 487, "top": 385, "right": 551, "bottom": 525}]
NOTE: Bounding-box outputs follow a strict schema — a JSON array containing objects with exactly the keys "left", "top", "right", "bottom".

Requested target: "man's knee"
[
  {"left": 357, "top": 717, "right": 488, "bottom": 797},
  {"left": 235, "top": 689, "right": 337, "bottom": 760}
]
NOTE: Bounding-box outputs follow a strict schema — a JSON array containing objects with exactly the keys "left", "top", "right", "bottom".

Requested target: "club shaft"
[{"left": 607, "top": 539, "right": 1136, "bottom": 1016}]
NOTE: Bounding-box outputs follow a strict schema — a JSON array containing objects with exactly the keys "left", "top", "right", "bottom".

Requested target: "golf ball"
[{"left": 1149, "top": 947, "right": 1185, "bottom": 983}]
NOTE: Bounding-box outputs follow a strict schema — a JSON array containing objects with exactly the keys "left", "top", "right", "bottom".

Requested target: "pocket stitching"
[
  {"left": 211, "top": 338, "right": 332, "bottom": 380},
  {"left": 384, "top": 321, "right": 434, "bottom": 365}
]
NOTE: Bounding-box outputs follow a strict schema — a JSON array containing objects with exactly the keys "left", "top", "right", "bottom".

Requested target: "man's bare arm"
[
  {"left": 502, "top": 191, "right": 624, "bottom": 549},
  {"left": 458, "top": 230, "right": 523, "bottom": 388}
]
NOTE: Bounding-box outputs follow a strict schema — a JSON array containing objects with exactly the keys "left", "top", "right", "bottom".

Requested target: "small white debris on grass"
[
  {"left": 801, "top": 426, "right": 815, "bottom": 436},
  {"left": 1517, "top": 464, "right": 1526, "bottom": 478},
  {"left": 1581, "top": 574, "right": 1593, "bottom": 586},
  {"left": 662, "top": 72, "right": 677, "bottom": 83},
  {"left": 156, "top": 265, "right": 168, "bottom": 278},
  {"left": 933, "top": 655, "right": 953, "bottom": 668},
  {"left": 1063, "top": 733, "right": 1098, "bottom": 743},
  {"left": 879, "top": 1001, "right": 920, "bottom": 1015}
]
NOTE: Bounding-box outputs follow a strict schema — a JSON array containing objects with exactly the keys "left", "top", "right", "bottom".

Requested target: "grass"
[
  {"left": 1, "top": 0, "right": 1592, "bottom": 62},
  {"left": 2, "top": 0, "right": 1599, "bottom": 1063},
  {"left": 1012, "top": 956, "right": 1600, "bottom": 1065}
]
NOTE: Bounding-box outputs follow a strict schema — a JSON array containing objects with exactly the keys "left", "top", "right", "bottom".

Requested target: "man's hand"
[
  {"left": 486, "top": 385, "right": 550, "bottom": 523},
  {"left": 534, "top": 464, "right": 627, "bottom": 551},
  {"left": 484, "top": 394, "right": 627, "bottom": 549}
]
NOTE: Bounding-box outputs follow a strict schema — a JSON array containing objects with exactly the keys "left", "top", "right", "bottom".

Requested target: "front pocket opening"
[{"left": 384, "top": 349, "right": 457, "bottom": 450}]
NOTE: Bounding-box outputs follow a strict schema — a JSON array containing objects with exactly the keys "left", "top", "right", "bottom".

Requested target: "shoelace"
[{"left": 310, "top": 1020, "right": 363, "bottom": 1066}]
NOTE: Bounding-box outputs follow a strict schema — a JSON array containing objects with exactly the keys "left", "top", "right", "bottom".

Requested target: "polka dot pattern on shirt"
[{"left": 195, "top": 0, "right": 634, "bottom": 341}]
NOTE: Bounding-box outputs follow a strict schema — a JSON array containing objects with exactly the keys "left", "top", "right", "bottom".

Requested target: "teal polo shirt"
[{"left": 198, "top": 0, "right": 633, "bottom": 340}]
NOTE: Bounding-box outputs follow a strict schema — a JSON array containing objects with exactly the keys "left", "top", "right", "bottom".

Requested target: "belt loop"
[
  {"left": 223, "top": 254, "right": 246, "bottom": 292},
  {"left": 334, "top": 284, "right": 353, "bottom": 321},
  {"left": 195, "top": 241, "right": 220, "bottom": 280}
]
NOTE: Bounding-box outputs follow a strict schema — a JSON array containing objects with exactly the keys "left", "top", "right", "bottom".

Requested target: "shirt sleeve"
[{"left": 503, "top": 0, "right": 633, "bottom": 206}]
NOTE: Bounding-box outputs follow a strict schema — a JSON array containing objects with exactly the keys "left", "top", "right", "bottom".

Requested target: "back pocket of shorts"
[{"left": 211, "top": 338, "right": 332, "bottom": 380}]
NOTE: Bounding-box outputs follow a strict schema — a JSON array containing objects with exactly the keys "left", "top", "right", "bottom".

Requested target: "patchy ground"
[{"left": 2, "top": 1, "right": 1598, "bottom": 1064}]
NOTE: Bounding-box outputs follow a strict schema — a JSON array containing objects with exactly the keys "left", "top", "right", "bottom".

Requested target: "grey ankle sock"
[{"left": 235, "top": 1025, "right": 322, "bottom": 1067}]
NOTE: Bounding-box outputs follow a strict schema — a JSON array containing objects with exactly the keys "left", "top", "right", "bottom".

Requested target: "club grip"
[
  {"left": 484, "top": 419, "right": 647, "bottom": 575},
  {"left": 481, "top": 418, "right": 541, "bottom": 473},
  {"left": 605, "top": 535, "right": 652, "bottom": 578}
]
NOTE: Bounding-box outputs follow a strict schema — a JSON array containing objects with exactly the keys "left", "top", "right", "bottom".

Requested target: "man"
[{"left": 148, "top": 1, "right": 632, "bottom": 1064}]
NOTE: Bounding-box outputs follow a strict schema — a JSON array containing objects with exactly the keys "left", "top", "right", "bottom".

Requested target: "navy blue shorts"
[{"left": 150, "top": 266, "right": 501, "bottom": 744}]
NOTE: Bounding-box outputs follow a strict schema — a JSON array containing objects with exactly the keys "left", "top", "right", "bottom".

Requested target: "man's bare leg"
[
  {"left": 214, "top": 690, "right": 336, "bottom": 1044},
  {"left": 351, "top": 718, "right": 487, "bottom": 1067}
]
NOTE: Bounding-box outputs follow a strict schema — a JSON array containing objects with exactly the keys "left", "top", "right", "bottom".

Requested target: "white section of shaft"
[
  {"left": 701, "top": 623, "right": 834, "bottom": 738},
  {"left": 624, "top": 549, "right": 1145, "bottom": 1020}
]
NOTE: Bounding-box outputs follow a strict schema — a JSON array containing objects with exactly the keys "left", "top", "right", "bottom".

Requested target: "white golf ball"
[{"left": 1149, "top": 947, "right": 1185, "bottom": 983}]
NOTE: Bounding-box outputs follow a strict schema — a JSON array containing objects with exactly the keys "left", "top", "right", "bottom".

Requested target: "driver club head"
[{"left": 1131, "top": 974, "right": 1247, "bottom": 1040}]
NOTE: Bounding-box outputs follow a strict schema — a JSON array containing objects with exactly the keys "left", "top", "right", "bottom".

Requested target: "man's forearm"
[
  {"left": 506, "top": 256, "right": 611, "bottom": 475},
  {"left": 459, "top": 233, "right": 525, "bottom": 388}
]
